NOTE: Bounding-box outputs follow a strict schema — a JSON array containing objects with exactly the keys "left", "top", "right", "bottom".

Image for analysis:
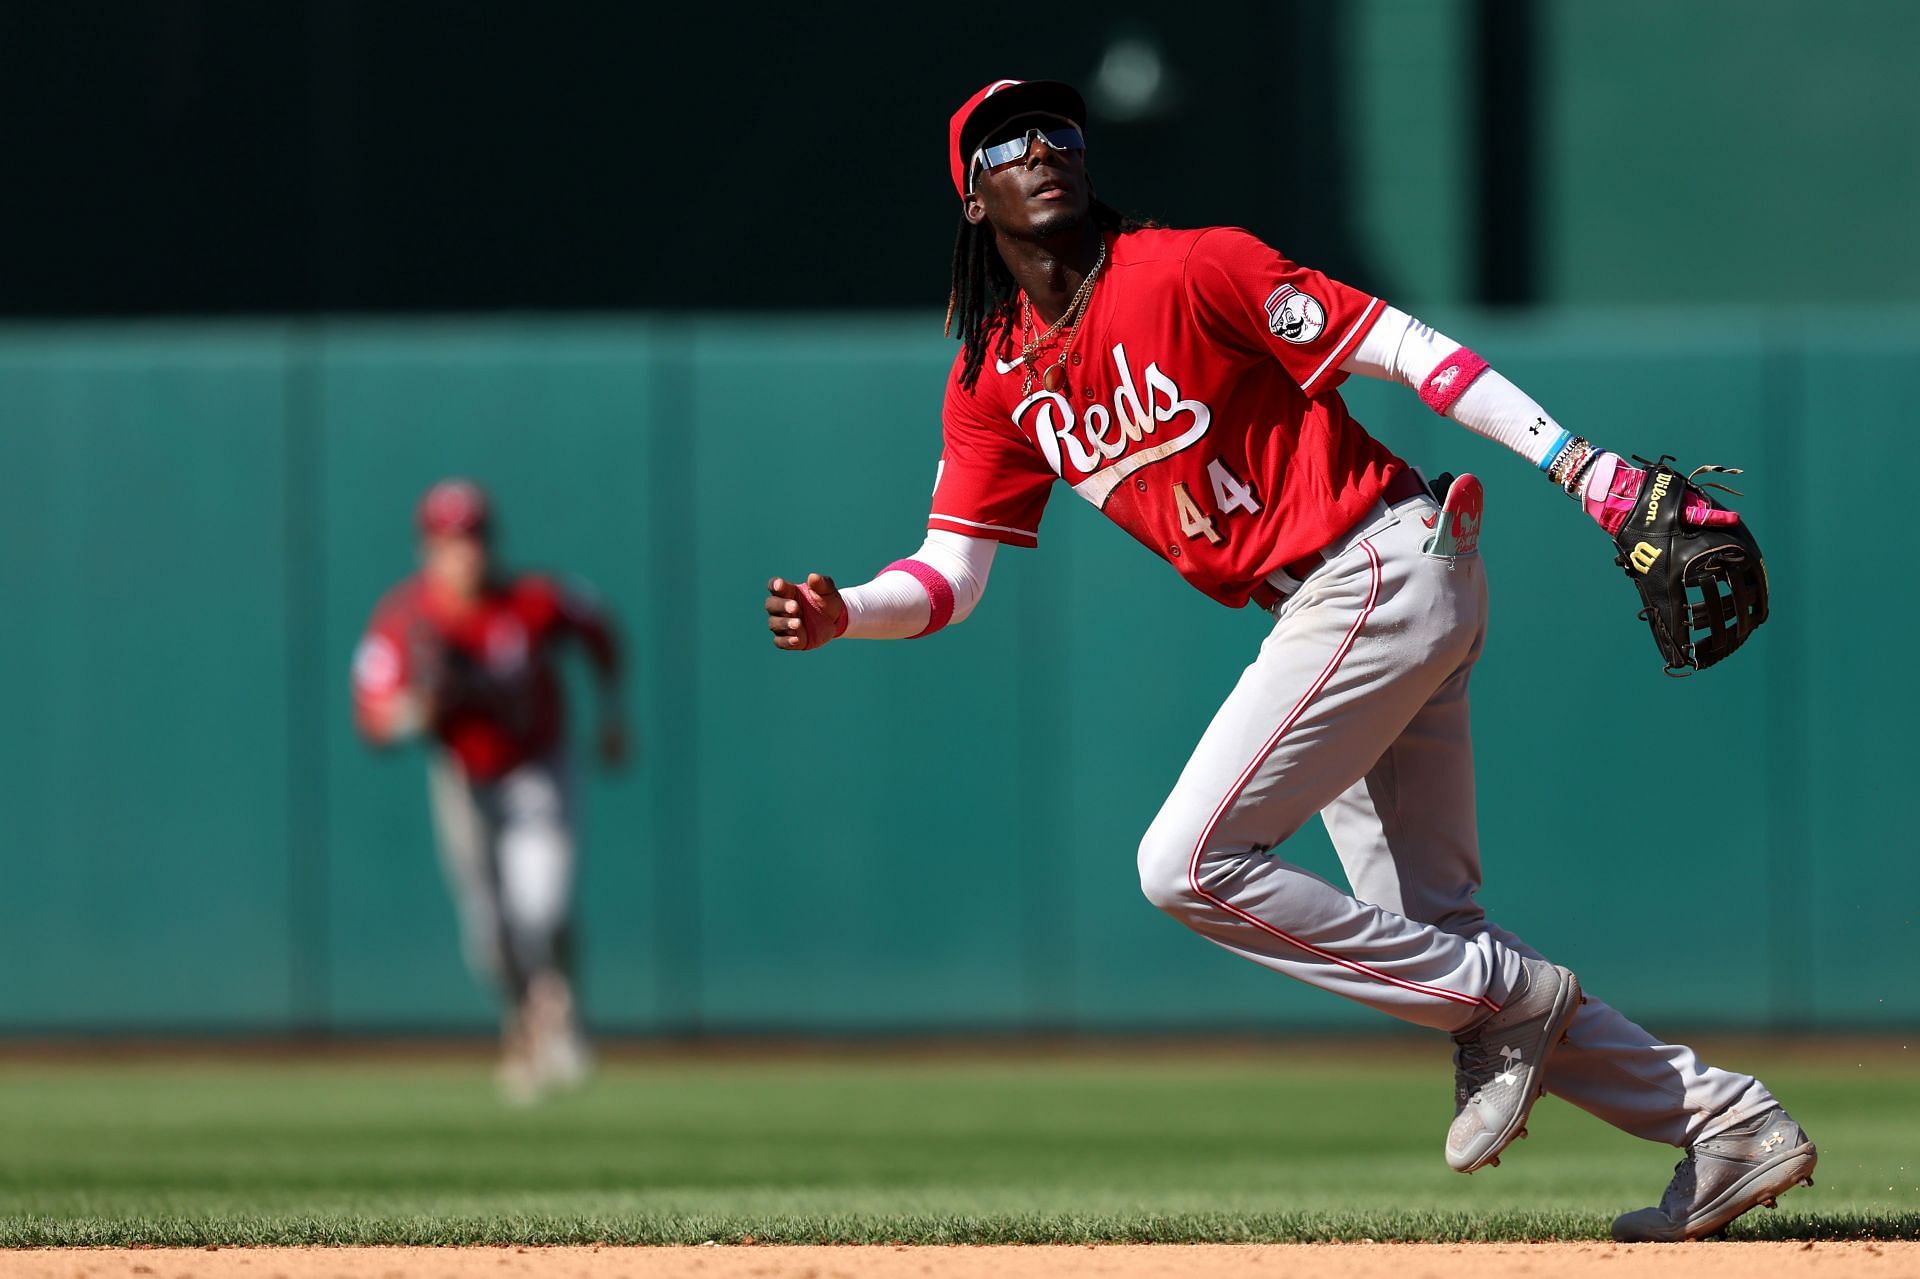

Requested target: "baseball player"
[
  {"left": 763, "top": 79, "right": 1812, "bottom": 1239},
  {"left": 354, "top": 479, "right": 628, "bottom": 1102}
]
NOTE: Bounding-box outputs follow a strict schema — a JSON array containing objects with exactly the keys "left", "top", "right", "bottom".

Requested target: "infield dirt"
[{"left": 4, "top": 1243, "right": 1917, "bottom": 1279}]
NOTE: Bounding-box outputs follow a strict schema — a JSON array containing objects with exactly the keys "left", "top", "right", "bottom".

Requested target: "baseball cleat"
[
  {"left": 1446, "top": 958, "right": 1584, "bottom": 1173},
  {"left": 525, "top": 972, "right": 593, "bottom": 1091},
  {"left": 495, "top": 1009, "right": 546, "bottom": 1106},
  {"left": 539, "top": 1026, "right": 594, "bottom": 1091},
  {"left": 1610, "top": 1106, "right": 1817, "bottom": 1242}
]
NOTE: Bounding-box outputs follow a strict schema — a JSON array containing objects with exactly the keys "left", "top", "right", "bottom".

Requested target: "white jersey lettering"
[{"left": 1013, "top": 341, "right": 1212, "bottom": 510}]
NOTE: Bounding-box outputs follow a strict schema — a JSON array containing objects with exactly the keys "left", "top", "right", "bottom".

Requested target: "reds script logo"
[{"left": 1013, "top": 342, "right": 1211, "bottom": 508}]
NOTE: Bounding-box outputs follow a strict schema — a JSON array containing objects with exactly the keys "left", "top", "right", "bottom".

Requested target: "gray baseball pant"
[
  {"left": 428, "top": 751, "right": 577, "bottom": 1004},
  {"left": 1137, "top": 491, "right": 1775, "bottom": 1147}
]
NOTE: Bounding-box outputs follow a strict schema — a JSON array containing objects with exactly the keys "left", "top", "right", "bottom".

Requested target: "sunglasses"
[{"left": 969, "top": 122, "right": 1086, "bottom": 190}]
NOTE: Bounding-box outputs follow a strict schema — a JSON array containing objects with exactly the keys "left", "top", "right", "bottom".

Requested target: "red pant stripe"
[{"left": 1185, "top": 539, "right": 1498, "bottom": 1014}]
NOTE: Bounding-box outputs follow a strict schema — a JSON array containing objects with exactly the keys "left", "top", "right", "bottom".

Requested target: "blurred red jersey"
[{"left": 353, "top": 573, "right": 618, "bottom": 780}]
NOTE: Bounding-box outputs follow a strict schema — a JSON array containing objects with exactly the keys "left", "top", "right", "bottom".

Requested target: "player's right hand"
[{"left": 766, "top": 574, "right": 846, "bottom": 651}]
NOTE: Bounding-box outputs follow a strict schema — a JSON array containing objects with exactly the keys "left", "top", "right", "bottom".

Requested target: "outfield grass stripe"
[{"left": 0, "top": 1053, "right": 1914, "bottom": 1246}]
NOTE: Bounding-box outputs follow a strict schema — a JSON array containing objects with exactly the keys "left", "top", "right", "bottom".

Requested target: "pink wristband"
[
  {"left": 1419, "top": 348, "right": 1490, "bottom": 416},
  {"left": 883, "top": 558, "right": 955, "bottom": 639}
]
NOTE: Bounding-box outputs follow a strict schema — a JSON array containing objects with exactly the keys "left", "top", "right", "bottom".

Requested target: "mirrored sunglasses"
[{"left": 969, "top": 124, "right": 1086, "bottom": 189}]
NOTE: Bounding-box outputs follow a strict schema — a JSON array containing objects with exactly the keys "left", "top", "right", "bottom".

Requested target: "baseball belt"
[{"left": 1249, "top": 467, "right": 1433, "bottom": 612}]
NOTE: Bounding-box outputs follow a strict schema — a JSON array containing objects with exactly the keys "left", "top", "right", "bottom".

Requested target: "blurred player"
[{"left": 353, "top": 478, "right": 629, "bottom": 1102}]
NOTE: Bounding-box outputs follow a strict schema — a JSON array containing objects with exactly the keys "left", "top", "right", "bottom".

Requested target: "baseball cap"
[
  {"left": 949, "top": 78, "right": 1087, "bottom": 197},
  {"left": 417, "top": 478, "right": 491, "bottom": 537}
]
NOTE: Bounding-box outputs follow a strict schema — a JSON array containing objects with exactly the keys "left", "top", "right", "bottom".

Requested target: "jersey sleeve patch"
[
  {"left": 1264, "top": 284, "right": 1327, "bottom": 344},
  {"left": 1186, "top": 227, "right": 1383, "bottom": 397}
]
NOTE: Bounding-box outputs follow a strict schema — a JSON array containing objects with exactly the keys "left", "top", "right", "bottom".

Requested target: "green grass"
[{"left": 0, "top": 1043, "right": 1915, "bottom": 1245}]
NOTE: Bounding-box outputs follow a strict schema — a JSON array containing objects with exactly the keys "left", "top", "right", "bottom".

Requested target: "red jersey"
[
  {"left": 352, "top": 573, "right": 618, "bottom": 781},
  {"left": 930, "top": 226, "right": 1407, "bottom": 607}
]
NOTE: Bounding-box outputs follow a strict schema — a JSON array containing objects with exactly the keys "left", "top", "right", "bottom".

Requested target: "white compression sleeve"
[
  {"left": 1341, "top": 305, "right": 1572, "bottom": 470},
  {"left": 839, "top": 530, "right": 997, "bottom": 640}
]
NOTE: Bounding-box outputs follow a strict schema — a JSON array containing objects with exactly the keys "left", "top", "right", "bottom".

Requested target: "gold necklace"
[{"left": 1021, "top": 238, "right": 1107, "bottom": 397}]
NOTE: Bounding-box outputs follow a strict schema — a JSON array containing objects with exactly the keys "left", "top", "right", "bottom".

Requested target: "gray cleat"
[
  {"left": 1446, "top": 957, "right": 1583, "bottom": 1173},
  {"left": 1611, "top": 1106, "right": 1817, "bottom": 1242}
]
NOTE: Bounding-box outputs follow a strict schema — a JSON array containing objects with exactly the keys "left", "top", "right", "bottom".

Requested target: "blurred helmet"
[{"left": 416, "top": 478, "right": 491, "bottom": 537}]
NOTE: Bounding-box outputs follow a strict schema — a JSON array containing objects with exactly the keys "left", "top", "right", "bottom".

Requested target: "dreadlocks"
[{"left": 945, "top": 199, "right": 1153, "bottom": 393}]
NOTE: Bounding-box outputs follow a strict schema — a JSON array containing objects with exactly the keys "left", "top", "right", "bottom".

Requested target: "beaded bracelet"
[
  {"left": 1563, "top": 444, "right": 1604, "bottom": 498},
  {"left": 1561, "top": 442, "right": 1597, "bottom": 495},
  {"left": 1546, "top": 435, "right": 1589, "bottom": 489}
]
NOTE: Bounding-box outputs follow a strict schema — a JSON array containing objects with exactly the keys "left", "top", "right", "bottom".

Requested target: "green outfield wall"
[
  {"left": 1, "top": 311, "right": 1915, "bottom": 1035},
  {"left": 1352, "top": 0, "right": 1920, "bottom": 308}
]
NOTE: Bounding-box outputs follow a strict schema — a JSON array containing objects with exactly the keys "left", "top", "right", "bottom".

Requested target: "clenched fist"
[{"left": 765, "top": 574, "right": 846, "bottom": 651}]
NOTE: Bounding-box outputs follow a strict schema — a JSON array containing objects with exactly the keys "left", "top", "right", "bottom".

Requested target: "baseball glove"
[{"left": 1610, "top": 456, "right": 1768, "bottom": 675}]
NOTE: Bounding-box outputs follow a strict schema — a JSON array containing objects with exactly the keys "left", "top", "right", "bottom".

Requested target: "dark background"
[{"left": 0, "top": 1, "right": 1431, "bottom": 314}]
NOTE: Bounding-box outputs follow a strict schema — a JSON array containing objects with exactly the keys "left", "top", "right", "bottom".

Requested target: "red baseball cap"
[
  {"left": 417, "top": 478, "right": 491, "bottom": 537},
  {"left": 949, "top": 78, "right": 1086, "bottom": 197}
]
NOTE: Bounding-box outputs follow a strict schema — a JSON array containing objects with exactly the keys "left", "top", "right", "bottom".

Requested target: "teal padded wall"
[
  {"left": 1, "top": 312, "right": 1914, "bottom": 1033},
  {"left": 1345, "top": 0, "right": 1920, "bottom": 309},
  {"left": 1540, "top": 0, "right": 1920, "bottom": 305},
  {"left": 0, "top": 330, "right": 298, "bottom": 1028}
]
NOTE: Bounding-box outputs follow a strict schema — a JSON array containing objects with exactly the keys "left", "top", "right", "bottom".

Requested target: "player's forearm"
[
  {"left": 354, "top": 689, "right": 429, "bottom": 744},
  {"left": 591, "top": 675, "right": 624, "bottom": 724},
  {"left": 583, "top": 633, "right": 622, "bottom": 704},
  {"left": 1343, "top": 307, "right": 1647, "bottom": 518},
  {"left": 558, "top": 592, "right": 622, "bottom": 680},
  {"left": 580, "top": 616, "right": 620, "bottom": 681},
  {"left": 839, "top": 530, "right": 996, "bottom": 640},
  {"left": 1341, "top": 306, "right": 1571, "bottom": 471}
]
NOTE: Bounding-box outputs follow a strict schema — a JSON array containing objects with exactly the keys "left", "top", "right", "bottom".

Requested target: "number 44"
[{"left": 1172, "top": 459, "right": 1261, "bottom": 546}]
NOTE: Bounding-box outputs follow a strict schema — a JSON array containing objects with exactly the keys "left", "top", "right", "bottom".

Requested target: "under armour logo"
[
  {"left": 1761, "top": 1129, "right": 1785, "bottom": 1153},
  {"left": 1530, "top": 417, "right": 1545, "bottom": 436},
  {"left": 1495, "top": 1045, "right": 1523, "bottom": 1087}
]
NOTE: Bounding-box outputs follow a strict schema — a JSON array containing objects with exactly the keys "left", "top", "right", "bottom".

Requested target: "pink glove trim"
[
  {"left": 1584, "top": 453, "right": 1745, "bottom": 537},
  {"left": 1418, "top": 348, "right": 1490, "bottom": 416},
  {"left": 883, "top": 558, "right": 955, "bottom": 639},
  {"left": 1580, "top": 452, "right": 1625, "bottom": 529}
]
